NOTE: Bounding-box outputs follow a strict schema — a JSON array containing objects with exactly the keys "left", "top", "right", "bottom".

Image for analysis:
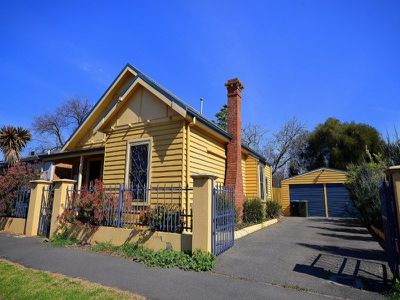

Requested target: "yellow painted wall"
[
  {"left": 0, "top": 217, "right": 26, "bottom": 235},
  {"left": 245, "top": 156, "right": 259, "bottom": 198},
  {"left": 63, "top": 223, "right": 192, "bottom": 251},
  {"left": 280, "top": 168, "right": 347, "bottom": 216},
  {"left": 241, "top": 154, "right": 247, "bottom": 195},
  {"left": 187, "top": 126, "right": 226, "bottom": 191},
  {"left": 272, "top": 187, "right": 282, "bottom": 203}
]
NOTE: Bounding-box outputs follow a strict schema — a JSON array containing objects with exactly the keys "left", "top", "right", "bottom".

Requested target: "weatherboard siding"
[
  {"left": 103, "top": 120, "right": 184, "bottom": 187},
  {"left": 245, "top": 156, "right": 259, "bottom": 198},
  {"left": 188, "top": 127, "right": 226, "bottom": 186}
]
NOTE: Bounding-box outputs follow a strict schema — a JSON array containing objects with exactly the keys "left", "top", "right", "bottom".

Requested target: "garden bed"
[{"left": 50, "top": 234, "right": 214, "bottom": 272}]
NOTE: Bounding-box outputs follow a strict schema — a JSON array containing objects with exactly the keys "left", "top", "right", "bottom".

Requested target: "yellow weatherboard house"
[{"left": 40, "top": 64, "right": 272, "bottom": 213}]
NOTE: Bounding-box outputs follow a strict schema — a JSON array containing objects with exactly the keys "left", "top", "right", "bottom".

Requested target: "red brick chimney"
[{"left": 225, "top": 78, "right": 244, "bottom": 219}]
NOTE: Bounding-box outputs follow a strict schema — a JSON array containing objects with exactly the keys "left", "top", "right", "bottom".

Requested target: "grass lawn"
[{"left": 0, "top": 259, "right": 145, "bottom": 300}]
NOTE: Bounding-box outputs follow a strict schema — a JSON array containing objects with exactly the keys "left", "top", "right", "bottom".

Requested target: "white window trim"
[
  {"left": 258, "top": 164, "right": 266, "bottom": 201},
  {"left": 124, "top": 138, "right": 153, "bottom": 198}
]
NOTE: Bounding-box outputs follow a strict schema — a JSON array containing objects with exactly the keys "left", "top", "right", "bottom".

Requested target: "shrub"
[
  {"left": 243, "top": 198, "right": 263, "bottom": 223},
  {"left": 59, "top": 180, "right": 119, "bottom": 227},
  {"left": 0, "top": 163, "right": 36, "bottom": 215},
  {"left": 346, "top": 152, "right": 386, "bottom": 229},
  {"left": 265, "top": 200, "right": 282, "bottom": 219},
  {"left": 91, "top": 242, "right": 215, "bottom": 272},
  {"left": 51, "top": 232, "right": 80, "bottom": 247}
]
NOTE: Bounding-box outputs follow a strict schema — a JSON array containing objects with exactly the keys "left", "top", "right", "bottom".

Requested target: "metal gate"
[
  {"left": 212, "top": 184, "right": 235, "bottom": 256},
  {"left": 380, "top": 179, "right": 399, "bottom": 278},
  {"left": 38, "top": 185, "right": 54, "bottom": 237}
]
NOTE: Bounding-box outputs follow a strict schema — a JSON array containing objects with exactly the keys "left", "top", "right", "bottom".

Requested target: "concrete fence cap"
[
  {"left": 386, "top": 165, "right": 400, "bottom": 175},
  {"left": 29, "top": 179, "right": 52, "bottom": 184},
  {"left": 53, "top": 179, "right": 77, "bottom": 184},
  {"left": 191, "top": 174, "right": 218, "bottom": 180}
]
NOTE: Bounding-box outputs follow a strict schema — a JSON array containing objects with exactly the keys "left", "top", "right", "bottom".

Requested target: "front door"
[{"left": 88, "top": 159, "right": 103, "bottom": 185}]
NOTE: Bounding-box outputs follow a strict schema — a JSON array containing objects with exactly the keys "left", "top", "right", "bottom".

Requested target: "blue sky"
[{"left": 0, "top": 1, "right": 399, "bottom": 154}]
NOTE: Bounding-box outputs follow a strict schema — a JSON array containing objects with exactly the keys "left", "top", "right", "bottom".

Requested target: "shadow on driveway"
[
  {"left": 215, "top": 217, "right": 390, "bottom": 299},
  {"left": 293, "top": 251, "right": 389, "bottom": 293}
]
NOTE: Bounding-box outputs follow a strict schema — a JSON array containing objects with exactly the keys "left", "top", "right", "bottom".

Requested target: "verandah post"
[{"left": 191, "top": 174, "right": 218, "bottom": 254}]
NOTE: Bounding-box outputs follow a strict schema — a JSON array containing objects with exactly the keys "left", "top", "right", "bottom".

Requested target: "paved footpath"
[{"left": 0, "top": 233, "right": 336, "bottom": 300}]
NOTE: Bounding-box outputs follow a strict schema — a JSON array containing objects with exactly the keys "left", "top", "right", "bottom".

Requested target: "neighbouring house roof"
[
  {"left": 38, "top": 147, "right": 105, "bottom": 160},
  {"left": 62, "top": 63, "right": 267, "bottom": 164},
  {"left": 281, "top": 167, "right": 347, "bottom": 182}
]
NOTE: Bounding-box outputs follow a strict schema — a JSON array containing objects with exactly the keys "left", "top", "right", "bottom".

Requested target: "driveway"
[{"left": 215, "top": 217, "right": 390, "bottom": 299}]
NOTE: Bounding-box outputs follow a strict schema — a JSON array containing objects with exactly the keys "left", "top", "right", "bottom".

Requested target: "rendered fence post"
[
  {"left": 386, "top": 166, "right": 400, "bottom": 234},
  {"left": 49, "top": 179, "right": 76, "bottom": 239},
  {"left": 191, "top": 174, "right": 218, "bottom": 254},
  {"left": 25, "top": 180, "right": 52, "bottom": 236}
]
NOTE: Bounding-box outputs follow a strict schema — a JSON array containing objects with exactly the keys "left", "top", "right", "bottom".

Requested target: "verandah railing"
[
  {"left": 66, "top": 184, "right": 193, "bottom": 233},
  {"left": 0, "top": 187, "right": 31, "bottom": 218}
]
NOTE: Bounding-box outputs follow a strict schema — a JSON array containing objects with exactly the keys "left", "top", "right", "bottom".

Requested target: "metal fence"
[
  {"left": 38, "top": 185, "right": 55, "bottom": 237},
  {"left": 212, "top": 184, "right": 235, "bottom": 255},
  {"left": 66, "top": 184, "right": 192, "bottom": 232},
  {"left": 380, "top": 179, "right": 400, "bottom": 278},
  {"left": 0, "top": 187, "right": 31, "bottom": 218}
]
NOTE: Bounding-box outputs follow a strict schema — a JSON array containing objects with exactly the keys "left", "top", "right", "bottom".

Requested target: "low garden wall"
[
  {"left": 62, "top": 223, "right": 192, "bottom": 252},
  {"left": 0, "top": 217, "right": 26, "bottom": 235}
]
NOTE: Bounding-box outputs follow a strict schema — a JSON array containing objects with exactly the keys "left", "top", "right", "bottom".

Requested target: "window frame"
[
  {"left": 259, "top": 164, "right": 265, "bottom": 201},
  {"left": 124, "top": 138, "right": 153, "bottom": 198}
]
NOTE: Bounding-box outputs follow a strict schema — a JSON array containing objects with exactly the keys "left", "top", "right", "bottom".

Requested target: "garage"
[{"left": 280, "top": 168, "right": 358, "bottom": 218}]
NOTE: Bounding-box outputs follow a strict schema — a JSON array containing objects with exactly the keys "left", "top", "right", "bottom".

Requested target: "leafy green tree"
[
  {"left": 213, "top": 104, "right": 228, "bottom": 131},
  {"left": 0, "top": 126, "right": 31, "bottom": 166},
  {"left": 303, "top": 118, "right": 383, "bottom": 170}
]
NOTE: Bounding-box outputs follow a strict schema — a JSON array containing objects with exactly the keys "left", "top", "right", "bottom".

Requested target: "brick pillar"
[{"left": 225, "top": 78, "right": 244, "bottom": 219}]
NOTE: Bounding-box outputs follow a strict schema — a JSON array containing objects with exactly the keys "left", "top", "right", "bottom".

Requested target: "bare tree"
[
  {"left": 62, "top": 96, "right": 92, "bottom": 127},
  {"left": 32, "top": 97, "right": 92, "bottom": 150},
  {"left": 263, "top": 117, "right": 308, "bottom": 181},
  {"left": 32, "top": 111, "right": 67, "bottom": 148},
  {"left": 242, "top": 123, "right": 267, "bottom": 152}
]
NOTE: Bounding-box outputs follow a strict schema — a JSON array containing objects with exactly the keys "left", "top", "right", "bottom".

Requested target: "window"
[
  {"left": 265, "top": 177, "right": 269, "bottom": 198},
  {"left": 126, "top": 141, "right": 151, "bottom": 201},
  {"left": 259, "top": 165, "right": 265, "bottom": 200}
]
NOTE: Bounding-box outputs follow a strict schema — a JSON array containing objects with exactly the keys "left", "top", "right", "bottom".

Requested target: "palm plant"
[{"left": 0, "top": 126, "right": 31, "bottom": 166}]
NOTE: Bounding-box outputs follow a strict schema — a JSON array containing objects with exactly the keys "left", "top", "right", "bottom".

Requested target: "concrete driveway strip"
[
  {"left": 215, "top": 217, "right": 389, "bottom": 300},
  {"left": 0, "top": 234, "right": 330, "bottom": 300}
]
